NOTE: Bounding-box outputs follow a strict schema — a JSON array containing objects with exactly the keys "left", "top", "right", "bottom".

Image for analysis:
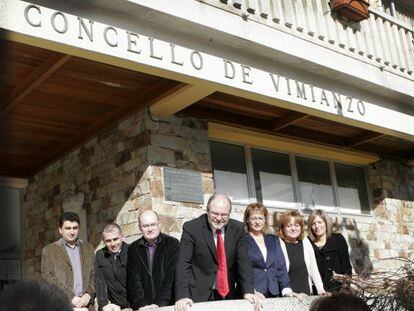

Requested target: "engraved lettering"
[
  {"left": 241, "top": 65, "right": 253, "bottom": 84},
  {"left": 170, "top": 43, "right": 183, "bottom": 66},
  {"left": 346, "top": 96, "right": 354, "bottom": 113},
  {"left": 285, "top": 77, "right": 292, "bottom": 96},
  {"left": 78, "top": 17, "right": 94, "bottom": 42},
  {"left": 224, "top": 60, "right": 235, "bottom": 79},
  {"left": 332, "top": 92, "right": 342, "bottom": 110},
  {"left": 190, "top": 51, "right": 203, "bottom": 70},
  {"left": 269, "top": 74, "right": 281, "bottom": 92},
  {"left": 126, "top": 31, "right": 141, "bottom": 54},
  {"left": 103, "top": 27, "right": 118, "bottom": 47},
  {"left": 51, "top": 12, "right": 68, "bottom": 34},
  {"left": 309, "top": 85, "right": 316, "bottom": 102},
  {"left": 24, "top": 4, "right": 41, "bottom": 27},
  {"left": 320, "top": 90, "right": 329, "bottom": 106},
  {"left": 295, "top": 81, "right": 307, "bottom": 99},
  {"left": 148, "top": 37, "right": 163, "bottom": 60},
  {"left": 357, "top": 100, "right": 366, "bottom": 115}
]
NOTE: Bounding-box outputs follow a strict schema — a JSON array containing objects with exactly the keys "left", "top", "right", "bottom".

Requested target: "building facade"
[{"left": 0, "top": 0, "right": 413, "bottom": 293}]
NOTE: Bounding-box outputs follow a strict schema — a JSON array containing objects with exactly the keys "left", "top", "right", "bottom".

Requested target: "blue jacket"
[{"left": 245, "top": 234, "right": 291, "bottom": 297}]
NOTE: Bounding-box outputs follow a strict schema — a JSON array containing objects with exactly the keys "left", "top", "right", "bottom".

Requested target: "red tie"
[{"left": 216, "top": 229, "right": 229, "bottom": 298}]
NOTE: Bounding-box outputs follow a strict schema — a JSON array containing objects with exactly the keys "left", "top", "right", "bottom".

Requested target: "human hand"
[
  {"left": 244, "top": 293, "right": 262, "bottom": 311},
  {"left": 255, "top": 292, "right": 266, "bottom": 300},
  {"left": 292, "top": 292, "right": 308, "bottom": 301},
  {"left": 103, "top": 303, "right": 121, "bottom": 311},
  {"left": 138, "top": 304, "right": 159, "bottom": 310},
  {"left": 174, "top": 298, "right": 193, "bottom": 311},
  {"left": 79, "top": 293, "right": 91, "bottom": 307},
  {"left": 71, "top": 296, "right": 83, "bottom": 308}
]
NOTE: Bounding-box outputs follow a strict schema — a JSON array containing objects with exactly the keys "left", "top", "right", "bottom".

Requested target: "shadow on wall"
[{"left": 332, "top": 217, "right": 373, "bottom": 278}]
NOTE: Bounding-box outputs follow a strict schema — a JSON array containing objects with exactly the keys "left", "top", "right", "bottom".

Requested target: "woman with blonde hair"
[
  {"left": 243, "top": 203, "right": 294, "bottom": 298},
  {"left": 278, "top": 211, "right": 326, "bottom": 298},
  {"left": 308, "top": 209, "right": 352, "bottom": 292}
]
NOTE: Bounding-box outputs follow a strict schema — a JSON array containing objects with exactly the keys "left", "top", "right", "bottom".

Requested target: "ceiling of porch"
[{"left": 0, "top": 39, "right": 413, "bottom": 178}]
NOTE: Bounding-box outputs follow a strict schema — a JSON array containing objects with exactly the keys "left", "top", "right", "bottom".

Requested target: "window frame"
[{"left": 210, "top": 139, "right": 373, "bottom": 216}]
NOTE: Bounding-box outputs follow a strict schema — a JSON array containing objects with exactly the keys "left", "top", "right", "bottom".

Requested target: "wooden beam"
[
  {"left": 0, "top": 53, "right": 71, "bottom": 118},
  {"left": 35, "top": 80, "right": 182, "bottom": 175},
  {"left": 347, "top": 131, "right": 384, "bottom": 147},
  {"left": 272, "top": 112, "right": 310, "bottom": 131},
  {"left": 149, "top": 83, "right": 215, "bottom": 117}
]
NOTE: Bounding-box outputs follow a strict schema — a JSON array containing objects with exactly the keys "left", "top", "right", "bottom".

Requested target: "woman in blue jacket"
[{"left": 243, "top": 203, "right": 295, "bottom": 298}]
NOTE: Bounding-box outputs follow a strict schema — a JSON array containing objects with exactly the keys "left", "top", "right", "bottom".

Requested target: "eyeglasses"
[
  {"left": 208, "top": 210, "right": 230, "bottom": 219},
  {"left": 249, "top": 217, "right": 265, "bottom": 222},
  {"left": 141, "top": 223, "right": 159, "bottom": 229}
]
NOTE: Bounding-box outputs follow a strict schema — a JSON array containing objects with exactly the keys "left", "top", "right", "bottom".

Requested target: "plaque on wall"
[{"left": 164, "top": 167, "right": 204, "bottom": 204}]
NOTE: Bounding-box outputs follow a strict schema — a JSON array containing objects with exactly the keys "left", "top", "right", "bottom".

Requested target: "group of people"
[{"left": 37, "top": 193, "right": 354, "bottom": 311}]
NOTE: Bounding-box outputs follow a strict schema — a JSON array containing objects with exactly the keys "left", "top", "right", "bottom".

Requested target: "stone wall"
[
  {"left": 22, "top": 109, "right": 213, "bottom": 279},
  {"left": 22, "top": 108, "right": 414, "bottom": 281}
]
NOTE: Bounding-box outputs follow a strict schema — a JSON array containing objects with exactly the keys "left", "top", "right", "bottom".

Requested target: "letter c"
[{"left": 24, "top": 5, "right": 41, "bottom": 27}]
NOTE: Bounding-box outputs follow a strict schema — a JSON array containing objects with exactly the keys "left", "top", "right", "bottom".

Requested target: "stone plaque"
[{"left": 164, "top": 167, "right": 204, "bottom": 204}]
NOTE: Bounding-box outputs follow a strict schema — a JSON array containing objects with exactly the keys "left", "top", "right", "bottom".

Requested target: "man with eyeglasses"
[
  {"left": 126, "top": 210, "right": 179, "bottom": 310},
  {"left": 174, "top": 194, "right": 261, "bottom": 311}
]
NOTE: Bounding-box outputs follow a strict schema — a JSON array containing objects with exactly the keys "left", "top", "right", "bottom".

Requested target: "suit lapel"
[
  {"left": 201, "top": 215, "right": 217, "bottom": 262},
  {"left": 56, "top": 241, "right": 72, "bottom": 267},
  {"left": 224, "top": 222, "right": 233, "bottom": 261},
  {"left": 247, "top": 233, "right": 266, "bottom": 267}
]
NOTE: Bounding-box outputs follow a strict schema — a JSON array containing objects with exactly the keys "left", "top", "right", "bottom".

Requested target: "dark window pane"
[
  {"left": 210, "top": 141, "right": 249, "bottom": 203},
  {"left": 296, "top": 157, "right": 334, "bottom": 207},
  {"left": 251, "top": 149, "right": 294, "bottom": 204},
  {"left": 335, "top": 163, "right": 370, "bottom": 213}
]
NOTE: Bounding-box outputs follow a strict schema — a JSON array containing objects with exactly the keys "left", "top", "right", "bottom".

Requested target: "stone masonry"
[{"left": 22, "top": 108, "right": 414, "bottom": 282}]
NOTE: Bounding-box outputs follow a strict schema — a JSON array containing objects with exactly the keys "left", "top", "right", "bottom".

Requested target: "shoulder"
[
  {"left": 42, "top": 240, "right": 60, "bottom": 253},
  {"left": 265, "top": 234, "right": 281, "bottom": 244},
  {"left": 183, "top": 214, "right": 206, "bottom": 231},
  {"left": 228, "top": 218, "right": 244, "bottom": 230},
  {"left": 161, "top": 233, "right": 179, "bottom": 245},
  {"left": 330, "top": 233, "right": 347, "bottom": 243}
]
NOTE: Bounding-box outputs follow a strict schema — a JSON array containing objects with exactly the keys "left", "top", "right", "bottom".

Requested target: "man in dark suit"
[
  {"left": 174, "top": 194, "right": 261, "bottom": 311},
  {"left": 127, "top": 210, "right": 180, "bottom": 310}
]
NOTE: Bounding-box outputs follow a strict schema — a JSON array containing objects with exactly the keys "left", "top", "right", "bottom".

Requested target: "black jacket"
[
  {"left": 95, "top": 242, "right": 129, "bottom": 310},
  {"left": 311, "top": 233, "right": 352, "bottom": 292},
  {"left": 175, "top": 214, "right": 254, "bottom": 302},
  {"left": 126, "top": 233, "right": 179, "bottom": 309}
]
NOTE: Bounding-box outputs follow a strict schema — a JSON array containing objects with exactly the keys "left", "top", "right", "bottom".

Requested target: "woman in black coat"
[{"left": 308, "top": 209, "right": 352, "bottom": 293}]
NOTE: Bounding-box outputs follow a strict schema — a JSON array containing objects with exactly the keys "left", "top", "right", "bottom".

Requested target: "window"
[
  {"left": 210, "top": 141, "right": 250, "bottom": 204},
  {"left": 210, "top": 141, "right": 371, "bottom": 214}
]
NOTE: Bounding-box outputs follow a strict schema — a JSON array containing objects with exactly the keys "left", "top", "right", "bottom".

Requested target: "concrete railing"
[
  {"left": 200, "top": 0, "right": 414, "bottom": 78},
  {"left": 157, "top": 296, "right": 318, "bottom": 311}
]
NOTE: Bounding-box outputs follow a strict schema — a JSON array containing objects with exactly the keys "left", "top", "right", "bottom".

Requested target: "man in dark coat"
[
  {"left": 127, "top": 210, "right": 179, "bottom": 310},
  {"left": 174, "top": 194, "right": 261, "bottom": 311},
  {"left": 95, "top": 223, "right": 130, "bottom": 311}
]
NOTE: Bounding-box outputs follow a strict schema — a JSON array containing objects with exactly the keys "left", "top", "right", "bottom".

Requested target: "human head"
[
  {"left": 243, "top": 203, "right": 270, "bottom": 234},
  {"left": 0, "top": 280, "right": 72, "bottom": 311},
  {"left": 138, "top": 210, "right": 160, "bottom": 245},
  {"left": 102, "top": 223, "right": 123, "bottom": 254},
  {"left": 58, "top": 211, "right": 80, "bottom": 245},
  {"left": 308, "top": 209, "right": 332, "bottom": 241},
  {"left": 309, "top": 292, "right": 370, "bottom": 311},
  {"left": 206, "top": 194, "right": 232, "bottom": 230},
  {"left": 278, "top": 210, "right": 305, "bottom": 242}
]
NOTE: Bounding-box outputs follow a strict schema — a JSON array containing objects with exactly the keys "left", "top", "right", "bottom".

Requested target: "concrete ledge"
[{"left": 158, "top": 296, "right": 319, "bottom": 311}]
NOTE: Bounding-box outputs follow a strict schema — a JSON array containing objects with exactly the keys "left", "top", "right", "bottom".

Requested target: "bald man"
[{"left": 126, "top": 210, "right": 179, "bottom": 310}]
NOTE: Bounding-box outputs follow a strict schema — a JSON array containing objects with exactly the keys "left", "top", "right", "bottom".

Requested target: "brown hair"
[
  {"left": 277, "top": 210, "right": 305, "bottom": 241},
  {"left": 309, "top": 293, "right": 370, "bottom": 311},
  {"left": 307, "top": 209, "right": 333, "bottom": 242},
  {"left": 243, "top": 203, "right": 270, "bottom": 234}
]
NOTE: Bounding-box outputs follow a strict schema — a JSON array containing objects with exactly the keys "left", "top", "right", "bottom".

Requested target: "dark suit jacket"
[
  {"left": 246, "top": 234, "right": 290, "bottom": 297},
  {"left": 95, "top": 242, "right": 129, "bottom": 310},
  {"left": 311, "top": 233, "right": 352, "bottom": 292},
  {"left": 127, "top": 233, "right": 179, "bottom": 309},
  {"left": 41, "top": 238, "right": 95, "bottom": 310},
  {"left": 175, "top": 214, "right": 254, "bottom": 302}
]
